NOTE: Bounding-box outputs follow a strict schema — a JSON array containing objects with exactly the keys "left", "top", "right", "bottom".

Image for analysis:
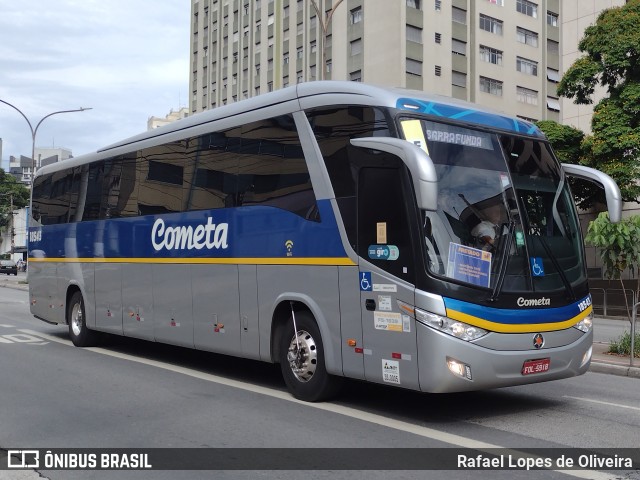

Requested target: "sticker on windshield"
[
  {"left": 447, "top": 243, "right": 492, "bottom": 288},
  {"left": 530, "top": 257, "right": 545, "bottom": 277},
  {"left": 368, "top": 245, "right": 399, "bottom": 261},
  {"left": 400, "top": 119, "right": 429, "bottom": 154}
]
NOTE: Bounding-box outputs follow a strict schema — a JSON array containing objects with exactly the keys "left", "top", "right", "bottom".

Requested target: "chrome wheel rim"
[
  {"left": 71, "top": 302, "right": 83, "bottom": 337},
  {"left": 286, "top": 330, "right": 317, "bottom": 382}
]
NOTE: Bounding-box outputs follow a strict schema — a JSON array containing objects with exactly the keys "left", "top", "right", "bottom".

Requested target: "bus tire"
[
  {"left": 67, "top": 291, "right": 98, "bottom": 347},
  {"left": 279, "top": 311, "right": 342, "bottom": 402}
]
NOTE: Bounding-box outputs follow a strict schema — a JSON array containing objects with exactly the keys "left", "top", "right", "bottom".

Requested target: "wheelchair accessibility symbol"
[
  {"left": 360, "top": 272, "right": 372, "bottom": 291},
  {"left": 530, "top": 257, "right": 545, "bottom": 277}
]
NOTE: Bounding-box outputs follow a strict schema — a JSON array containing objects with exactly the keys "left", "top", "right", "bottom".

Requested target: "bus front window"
[{"left": 407, "top": 118, "right": 586, "bottom": 295}]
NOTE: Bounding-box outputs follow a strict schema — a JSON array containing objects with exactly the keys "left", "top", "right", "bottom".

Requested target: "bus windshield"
[{"left": 411, "top": 119, "right": 586, "bottom": 294}]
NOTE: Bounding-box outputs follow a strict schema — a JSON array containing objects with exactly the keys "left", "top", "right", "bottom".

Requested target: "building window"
[
  {"left": 297, "top": 71, "right": 303, "bottom": 83},
  {"left": 486, "top": 0, "right": 504, "bottom": 5},
  {"left": 297, "top": 46, "right": 303, "bottom": 59},
  {"left": 435, "top": 32, "right": 442, "bottom": 44},
  {"left": 406, "top": 58, "right": 422, "bottom": 76},
  {"left": 435, "top": 0, "right": 441, "bottom": 10},
  {"left": 516, "top": 56, "right": 538, "bottom": 76},
  {"left": 407, "top": 25, "right": 423, "bottom": 44},
  {"left": 517, "top": 0, "right": 537, "bottom": 18},
  {"left": 297, "top": 22, "right": 303, "bottom": 35},
  {"left": 435, "top": 65, "right": 442, "bottom": 76},
  {"left": 517, "top": 27, "right": 538, "bottom": 47},
  {"left": 479, "top": 45, "right": 503, "bottom": 65},
  {"left": 310, "top": 40, "right": 317, "bottom": 53},
  {"left": 350, "top": 38, "right": 363, "bottom": 56},
  {"left": 350, "top": 7, "right": 362, "bottom": 24},
  {"left": 284, "top": 54, "right": 290, "bottom": 64},
  {"left": 479, "top": 14, "right": 503, "bottom": 35},
  {"left": 452, "top": 70, "right": 466, "bottom": 87},
  {"left": 547, "top": 97, "right": 560, "bottom": 111},
  {"left": 480, "top": 76, "right": 503, "bottom": 96},
  {"left": 310, "top": 64, "right": 317, "bottom": 79},
  {"left": 452, "top": 39, "right": 466, "bottom": 56},
  {"left": 547, "top": 67, "right": 560, "bottom": 83},
  {"left": 517, "top": 86, "right": 538, "bottom": 105},
  {"left": 452, "top": 7, "right": 467, "bottom": 24},
  {"left": 268, "top": 81, "right": 273, "bottom": 92},
  {"left": 350, "top": 70, "right": 362, "bottom": 82},
  {"left": 547, "top": 11, "right": 558, "bottom": 27},
  {"left": 548, "top": 39, "right": 559, "bottom": 55},
  {"left": 407, "top": 0, "right": 421, "bottom": 9}
]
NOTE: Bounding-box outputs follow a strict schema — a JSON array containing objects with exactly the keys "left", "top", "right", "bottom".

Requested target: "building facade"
[
  {"left": 147, "top": 107, "right": 190, "bottom": 130},
  {"left": 189, "top": 0, "right": 562, "bottom": 123},
  {"left": 8, "top": 147, "right": 73, "bottom": 186}
]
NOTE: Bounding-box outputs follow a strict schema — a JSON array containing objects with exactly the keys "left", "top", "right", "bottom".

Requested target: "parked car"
[{"left": 0, "top": 260, "right": 18, "bottom": 275}]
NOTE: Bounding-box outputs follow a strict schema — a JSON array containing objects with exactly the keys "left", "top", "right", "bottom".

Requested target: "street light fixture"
[{"left": 0, "top": 99, "right": 92, "bottom": 169}]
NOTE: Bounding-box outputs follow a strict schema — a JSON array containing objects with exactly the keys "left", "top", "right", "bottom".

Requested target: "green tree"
[
  {"left": 0, "top": 169, "right": 30, "bottom": 228},
  {"left": 585, "top": 212, "right": 640, "bottom": 321},
  {"left": 557, "top": 0, "right": 640, "bottom": 207},
  {"left": 535, "top": 120, "right": 600, "bottom": 210}
]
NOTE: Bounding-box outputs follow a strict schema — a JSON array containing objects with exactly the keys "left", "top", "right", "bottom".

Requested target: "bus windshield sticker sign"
[
  {"left": 447, "top": 243, "right": 492, "bottom": 288},
  {"left": 530, "top": 257, "right": 545, "bottom": 277},
  {"left": 400, "top": 119, "right": 429, "bottom": 154},
  {"left": 368, "top": 245, "right": 399, "bottom": 261}
]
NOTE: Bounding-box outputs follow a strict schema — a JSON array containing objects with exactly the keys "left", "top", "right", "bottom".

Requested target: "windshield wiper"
[
  {"left": 535, "top": 233, "right": 576, "bottom": 301},
  {"left": 489, "top": 221, "right": 515, "bottom": 302}
]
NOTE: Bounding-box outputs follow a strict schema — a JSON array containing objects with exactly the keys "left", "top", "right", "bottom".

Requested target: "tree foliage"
[
  {"left": 0, "top": 169, "right": 30, "bottom": 228},
  {"left": 585, "top": 212, "right": 640, "bottom": 320},
  {"left": 557, "top": 0, "right": 640, "bottom": 207}
]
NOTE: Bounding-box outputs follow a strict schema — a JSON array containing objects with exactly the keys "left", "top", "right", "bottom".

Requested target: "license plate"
[{"left": 522, "top": 358, "right": 550, "bottom": 375}]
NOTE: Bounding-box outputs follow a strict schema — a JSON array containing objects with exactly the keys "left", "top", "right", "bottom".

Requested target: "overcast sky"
[{"left": 0, "top": 0, "right": 190, "bottom": 170}]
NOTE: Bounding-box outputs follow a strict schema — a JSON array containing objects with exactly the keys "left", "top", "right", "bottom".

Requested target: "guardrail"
[{"left": 590, "top": 287, "right": 636, "bottom": 318}]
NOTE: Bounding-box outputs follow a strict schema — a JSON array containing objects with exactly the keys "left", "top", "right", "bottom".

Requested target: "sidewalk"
[{"left": 2, "top": 274, "right": 638, "bottom": 378}]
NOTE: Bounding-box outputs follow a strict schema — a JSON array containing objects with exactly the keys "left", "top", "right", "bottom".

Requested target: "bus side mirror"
[
  {"left": 561, "top": 163, "right": 622, "bottom": 223},
  {"left": 350, "top": 137, "right": 438, "bottom": 211}
]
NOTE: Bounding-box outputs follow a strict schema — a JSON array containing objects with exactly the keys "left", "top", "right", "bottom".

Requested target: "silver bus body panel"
[
  {"left": 122, "top": 264, "right": 154, "bottom": 341},
  {"left": 339, "top": 265, "right": 365, "bottom": 380},
  {"left": 256, "top": 265, "right": 343, "bottom": 375},
  {"left": 473, "top": 327, "right": 584, "bottom": 351}
]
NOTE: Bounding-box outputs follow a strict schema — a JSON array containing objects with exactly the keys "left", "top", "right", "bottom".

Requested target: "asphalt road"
[{"left": 0, "top": 286, "right": 638, "bottom": 480}]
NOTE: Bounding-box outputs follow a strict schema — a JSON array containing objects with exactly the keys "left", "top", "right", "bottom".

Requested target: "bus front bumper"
[{"left": 416, "top": 322, "right": 593, "bottom": 393}]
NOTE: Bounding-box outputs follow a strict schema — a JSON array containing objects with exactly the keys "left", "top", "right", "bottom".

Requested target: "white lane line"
[
  {"left": 0, "top": 324, "right": 15, "bottom": 328},
  {"left": 20, "top": 328, "right": 615, "bottom": 480},
  {"left": 563, "top": 395, "right": 640, "bottom": 412}
]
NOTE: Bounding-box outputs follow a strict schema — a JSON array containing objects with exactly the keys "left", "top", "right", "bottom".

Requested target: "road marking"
[
  {"left": 0, "top": 324, "right": 14, "bottom": 328},
  {"left": 19, "top": 328, "right": 615, "bottom": 480},
  {"left": 563, "top": 395, "right": 640, "bottom": 412}
]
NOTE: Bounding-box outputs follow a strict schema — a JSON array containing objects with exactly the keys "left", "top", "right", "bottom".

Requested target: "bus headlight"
[
  {"left": 574, "top": 312, "right": 593, "bottom": 333},
  {"left": 415, "top": 308, "right": 488, "bottom": 341}
]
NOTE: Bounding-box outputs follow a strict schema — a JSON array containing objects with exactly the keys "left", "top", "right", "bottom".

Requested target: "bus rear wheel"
[
  {"left": 279, "top": 311, "right": 342, "bottom": 402},
  {"left": 68, "top": 291, "right": 98, "bottom": 347}
]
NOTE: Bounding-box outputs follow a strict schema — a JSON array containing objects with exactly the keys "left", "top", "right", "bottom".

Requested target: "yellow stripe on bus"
[
  {"left": 28, "top": 257, "right": 357, "bottom": 266},
  {"left": 446, "top": 305, "right": 593, "bottom": 333}
]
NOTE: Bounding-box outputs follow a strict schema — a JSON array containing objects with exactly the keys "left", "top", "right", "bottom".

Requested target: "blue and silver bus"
[{"left": 28, "top": 82, "right": 621, "bottom": 401}]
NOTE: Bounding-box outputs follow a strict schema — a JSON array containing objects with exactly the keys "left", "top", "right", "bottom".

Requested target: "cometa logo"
[
  {"left": 517, "top": 297, "right": 551, "bottom": 307},
  {"left": 151, "top": 218, "right": 229, "bottom": 252}
]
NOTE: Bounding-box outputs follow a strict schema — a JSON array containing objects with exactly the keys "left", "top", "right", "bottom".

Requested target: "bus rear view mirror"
[
  {"left": 350, "top": 137, "right": 438, "bottom": 211},
  {"left": 561, "top": 163, "right": 622, "bottom": 223}
]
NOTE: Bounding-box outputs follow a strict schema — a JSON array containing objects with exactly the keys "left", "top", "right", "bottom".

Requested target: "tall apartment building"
[
  {"left": 8, "top": 147, "right": 72, "bottom": 185},
  {"left": 190, "top": 0, "right": 562, "bottom": 123}
]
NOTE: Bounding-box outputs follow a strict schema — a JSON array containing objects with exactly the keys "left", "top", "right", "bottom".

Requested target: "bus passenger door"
[{"left": 357, "top": 163, "right": 420, "bottom": 391}]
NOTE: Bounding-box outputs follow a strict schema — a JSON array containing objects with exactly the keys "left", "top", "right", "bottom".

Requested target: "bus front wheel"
[
  {"left": 279, "top": 311, "right": 342, "bottom": 402},
  {"left": 68, "top": 291, "right": 98, "bottom": 347}
]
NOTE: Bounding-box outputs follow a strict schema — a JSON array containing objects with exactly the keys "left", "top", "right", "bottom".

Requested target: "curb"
[{"left": 590, "top": 361, "right": 640, "bottom": 379}]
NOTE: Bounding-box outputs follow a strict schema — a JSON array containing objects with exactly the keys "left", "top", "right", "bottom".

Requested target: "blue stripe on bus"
[
  {"left": 28, "top": 200, "right": 349, "bottom": 260},
  {"left": 443, "top": 295, "right": 591, "bottom": 326},
  {"left": 396, "top": 98, "right": 544, "bottom": 137}
]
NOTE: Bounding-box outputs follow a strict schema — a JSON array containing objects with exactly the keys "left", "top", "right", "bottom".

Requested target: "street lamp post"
[
  {"left": 310, "top": 0, "right": 344, "bottom": 81},
  {"left": 0, "top": 99, "right": 91, "bottom": 169}
]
